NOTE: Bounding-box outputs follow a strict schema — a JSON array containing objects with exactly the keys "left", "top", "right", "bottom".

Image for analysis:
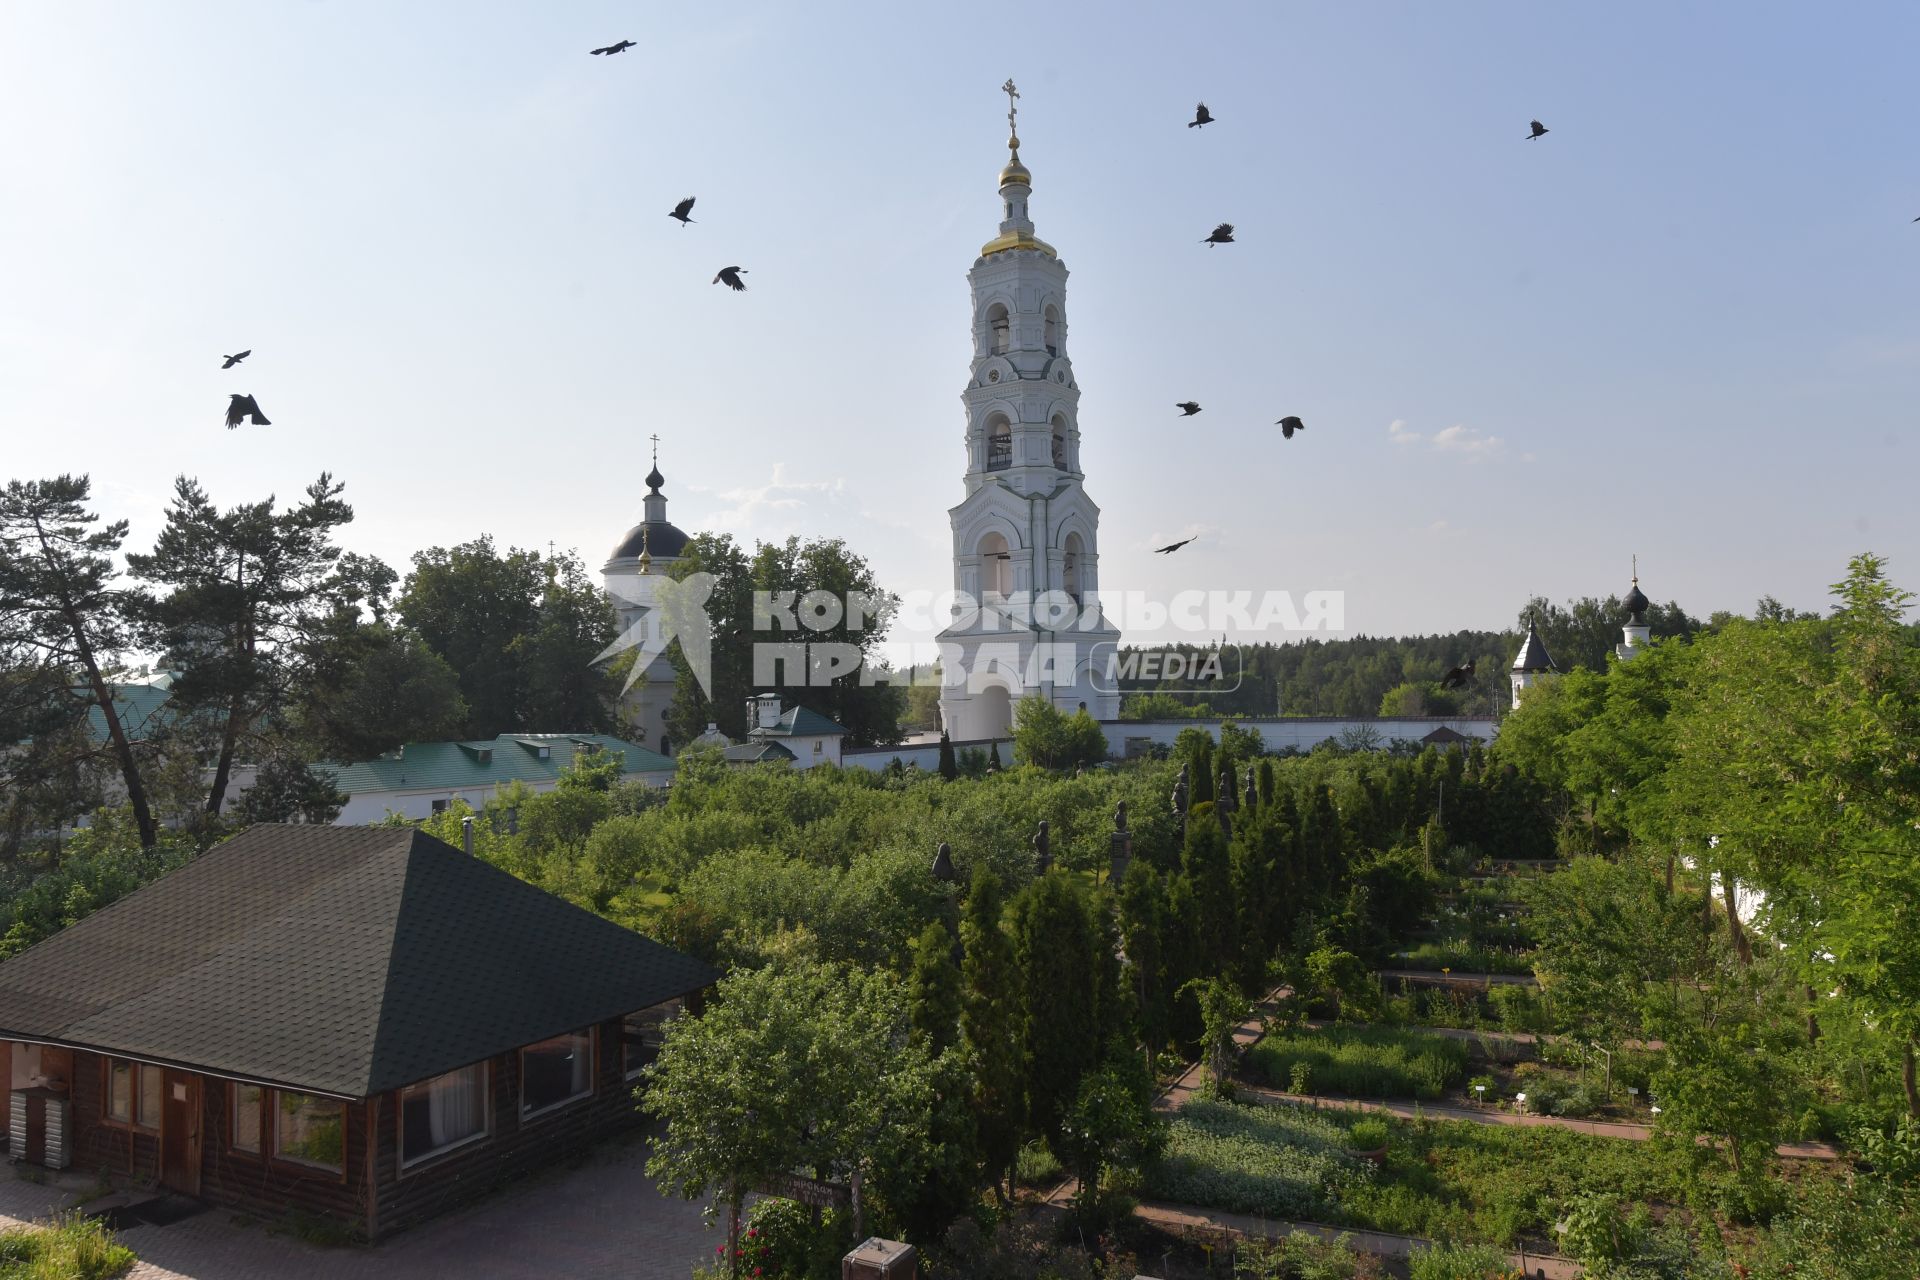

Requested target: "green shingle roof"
[
  {"left": 752, "top": 706, "right": 847, "bottom": 739},
  {"left": 318, "top": 734, "right": 673, "bottom": 796},
  {"left": 82, "top": 682, "right": 176, "bottom": 745},
  {"left": 0, "top": 825, "right": 717, "bottom": 1098},
  {"left": 724, "top": 741, "right": 796, "bottom": 763}
]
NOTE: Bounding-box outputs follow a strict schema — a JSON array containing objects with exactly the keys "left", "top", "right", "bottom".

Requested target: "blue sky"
[{"left": 4, "top": 2, "right": 1916, "bottom": 647}]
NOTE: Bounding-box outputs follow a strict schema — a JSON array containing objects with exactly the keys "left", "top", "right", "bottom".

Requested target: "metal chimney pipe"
[{"left": 461, "top": 815, "right": 475, "bottom": 856}]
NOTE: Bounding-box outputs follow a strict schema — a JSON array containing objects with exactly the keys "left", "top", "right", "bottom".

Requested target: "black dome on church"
[
  {"left": 1623, "top": 581, "right": 1650, "bottom": 617},
  {"left": 611, "top": 519, "right": 690, "bottom": 562},
  {"left": 645, "top": 465, "right": 665, "bottom": 491}
]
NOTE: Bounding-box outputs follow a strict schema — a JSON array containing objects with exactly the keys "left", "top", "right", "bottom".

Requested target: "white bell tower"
[{"left": 937, "top": 83, "right": 1122, "bottom": 740}]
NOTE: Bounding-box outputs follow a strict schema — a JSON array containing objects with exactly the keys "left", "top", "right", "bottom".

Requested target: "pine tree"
[
  {"left": 0, "top": 476, "right": 157, "bottom": 847},
  {"left": 959, "top": 868, "right": 1022, "bottom": 1197},
  {"left": 937, "top": 730, "right": 959, "bottom": 781},
  {"left": 1258, "top": 758, "right": 1276, "bottom": 808},
  {"left": 988, "top": 740, "right": 1004, "bottom": 772},
  {"left": 128, "top": 474, "right": 370, "bottom": 814},
  {"left": 909, "top": 920, "right": 962, "bottom": 1053}
]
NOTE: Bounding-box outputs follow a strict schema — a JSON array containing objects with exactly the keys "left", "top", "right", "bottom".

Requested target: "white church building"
[
  {"left": 936, "top": 89, "right": 1123, "bottom": 741},
  {"left": 601, "top": 446, "right": 692, "bottom": 756}
]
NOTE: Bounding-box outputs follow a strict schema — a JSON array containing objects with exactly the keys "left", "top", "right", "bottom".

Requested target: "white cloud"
[
  {"left": 688, "top": 464, "right": 848, "bottom": 534},
  {"left": 1430, "top": 423, "right": 1502, "bottom": 454},
  {"left": 1388, "top": 419, "right": 1504, "bottom": 456}
]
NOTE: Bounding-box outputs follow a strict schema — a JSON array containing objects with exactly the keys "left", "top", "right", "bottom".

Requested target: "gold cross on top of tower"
[{"left": 1002, "top": 79, "right": 1019, "bottom": 138}]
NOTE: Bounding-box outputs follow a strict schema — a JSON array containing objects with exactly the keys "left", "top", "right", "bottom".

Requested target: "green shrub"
[
  {"left": 1015, "top": 1139, "right": 1063, "bottom": 1187},
  {"left": 1347, "top": 1118, "right": 1390, "bottom": 1151},
  {"left": 740, "top": 1199, "right": 847, "bottom": 1280},
  {"left": 1236, "top": 1231, "right": 1385, "bottom": 1279},
  {"left": 0, "top": 1213, "right": 137, "bottom": 1280},
  {"left": 1246, "top": 1026, "right": 1469, "bottom": 1101}
]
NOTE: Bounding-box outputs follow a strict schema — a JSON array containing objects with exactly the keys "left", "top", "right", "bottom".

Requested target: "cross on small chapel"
[{"left": 1002, "top": 79, "right": 1019, "bottom": 136}]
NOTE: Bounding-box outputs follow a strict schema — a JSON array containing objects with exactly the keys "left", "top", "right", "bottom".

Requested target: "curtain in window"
[
  {"left": 139, "top": 1068, "right": 163, "bottom": 1128},
  {"left": 427, "top": 1066, "right": 485, "bottom": 1147},
  {"left": 232, "top": 1085, "right": 262, "bottom": 1152},
  {"left": 568, "top": 1037, "right": 590, "bottom": 1095},
  {"left": 108, "top": 1062, "right": 132, "bottom": 1122}
]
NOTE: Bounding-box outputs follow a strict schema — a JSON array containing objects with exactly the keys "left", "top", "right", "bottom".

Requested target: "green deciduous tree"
[
  {"left": 909, "top": 919, "right": 962, "bottom": 1054},
  {"left": 646, "top": 958, "right": 938, "bottom": 1272},
  {"left": 1010, "top": 695, "right": 1108, "bottom": 771},
  {"left": 289, "top": 618, "right": 466, "bottom": 760},
  {"left": 398, "top": 539, "right": 619, "bottom": 740},
  {"left": 232, "top": 749, "right": 347, "bottom": 825}
]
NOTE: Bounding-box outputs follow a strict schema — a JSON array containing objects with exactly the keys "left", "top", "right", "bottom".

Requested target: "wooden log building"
[{"left": 0, "top": 824, "right": 716, "bottom": 1239}]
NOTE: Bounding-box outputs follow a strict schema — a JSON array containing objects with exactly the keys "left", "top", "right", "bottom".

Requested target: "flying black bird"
[
  {"left": 712, "top": 266, "right": 747, "bottom": 291},
  {"left": 1527, "top": 119, "right": 1549, "bottom": 140},
  {"left": 1276, "top": 415, "right": 1305, "bottom": 439},
  {"left": 1202, "top": 222, "right": 1235, "bottom": 247},
  {"left": 1176, "top": 401, "right": 1202, "bottom": 416},
  {"left": 220, "top": 349, "right": 251, "bottom": 369},
  {"left": 668, "top": 197, "right": 696, "bottom": 226},
  {"left": 1154, "top": 537, "right": 1196, "bottom": 555},
  {"left": 225, "top": 393, "right": 270, "bottom": 429},
  {"left": 590, "top": 40, "right": 636, "bottom": 55},
  {"left": 1440, "top": 659, "right": 1476, "bottom": 690},
  {"left": 1189, "top": 103, "right": 1214, "bottom": 129}
]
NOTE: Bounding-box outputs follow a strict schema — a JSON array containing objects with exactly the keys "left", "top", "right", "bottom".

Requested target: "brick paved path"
[{"left": 0, "top": 1128, "right": 724, "bottom": 1280}]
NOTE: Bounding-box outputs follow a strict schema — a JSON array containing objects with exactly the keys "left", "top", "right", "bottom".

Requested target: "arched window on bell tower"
[
  {"left": 1043, "top": 305, "right": 1060, "bottom": 355},
  {"left": 979, "top": 532, "right": 1012, "bottom": 598},
  {"left": 987, "top": 303, "right": 1010, "bottom": 355},
  {"left": 986, "top": 414, "right": 1013, "bottom": 472},
  {"left": 1051, "top": 413, "right": 1069, "bottom": 470},
  {"left": 1063, "top": 533, "right": 1083, "bottom": 604}
]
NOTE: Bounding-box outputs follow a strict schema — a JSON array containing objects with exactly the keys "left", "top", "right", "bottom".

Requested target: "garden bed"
[
  {"left": 1146, "top": 1095, "right": 1831, "bottom": 1255},
  {"left": 1243, "top": 1026, "right": 1469, "bottom": 1101}
]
